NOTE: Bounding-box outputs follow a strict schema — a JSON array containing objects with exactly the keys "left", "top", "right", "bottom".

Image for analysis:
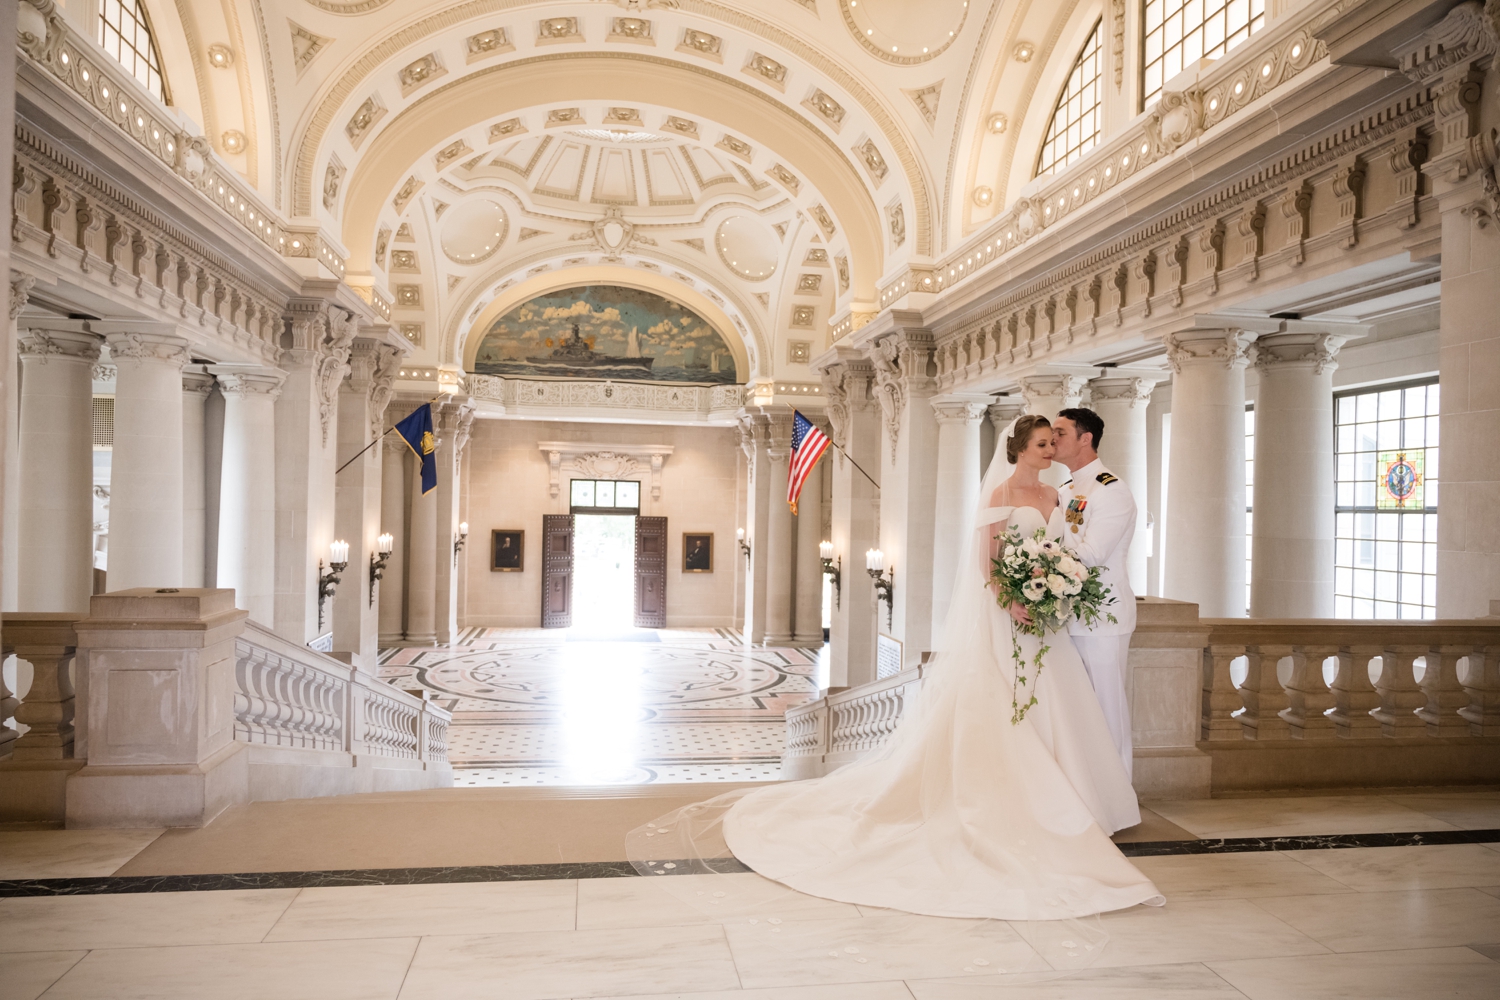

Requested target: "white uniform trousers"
[{"left": 1072, "top": 633, "right": 1133, "bottom": 780}]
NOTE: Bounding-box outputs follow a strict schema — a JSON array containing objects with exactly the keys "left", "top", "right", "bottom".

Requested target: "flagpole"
[
  {"left": 830, "top": 443, "right": 880, "bottom": 490},
  {"left": 334, "top": 393, "right": 445, "bottom": 476}
]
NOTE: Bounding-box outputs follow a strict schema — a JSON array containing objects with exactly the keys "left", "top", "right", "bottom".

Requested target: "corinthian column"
[
  {"left": 378, "top": 434, "right": 408, "bottom": 644},
  {"left": 739, "top": 415, "right": 771, "bottom": 644},
  {"left": 820, "top": 355, "right": 879, "bottom": 687},
  {"left": 209, "top": 367, "right": 284, "bottom": 625},
  {"left": 764, "top": 413, "right": 795, "bottom": 645},
  {"left": 18, "top": 324, "right": 100, "bottom": 611},
  {"left": 406, "top": 453, "right": 438, "bottom": 645},
  {"left": 4, "top": 273, "right": 37, "bottom": 610},
  {"left": 1250, "top": 331, "right": 1348, "bottom": 618},
  {"left": 181, "top": 370, "right": 215, "bottom": 588},
  {"left": 1163, "top": 328, "right": 1255, "bottom": 618},
  {"left": 929, "top": 394, "right": 990, "bottom": 648},
  {"left": 1089, "top": 373, "right": 1164, "bottom": 594},
  {"left": 101, "top": 328, "right": 190, "bottom": 591}
]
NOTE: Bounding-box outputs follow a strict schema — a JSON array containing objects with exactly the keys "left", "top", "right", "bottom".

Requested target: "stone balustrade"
[
  {"left": 781, "top": 601, "right": 1500, "bottom": 797},
  {"left": 0, "top": 591, "right": 452, "bottom": 826}
]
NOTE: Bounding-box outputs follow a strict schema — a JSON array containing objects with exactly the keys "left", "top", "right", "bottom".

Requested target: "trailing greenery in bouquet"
[{"left": 990, "top": 526, "right": 1117, "bottom": 723}]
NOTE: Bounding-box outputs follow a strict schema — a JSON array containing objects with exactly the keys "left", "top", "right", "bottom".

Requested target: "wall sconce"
[
  {"left": 453, "top": 521, "right": 469, "bottom": 563},
  {"left": 820, "top": 540, "right": 842, "bottom": 610},
  {"left": 369, "top": 532, "right": 394, "bottom": 606},
  {"left": 318, "top": 539, "right": 350, "bottom": 631},
  {"left": 737, "top": 527, "right": 752, "bottom": 562},
  {"left": 866, "top": 548, "right": 894, "bottom": 630}
]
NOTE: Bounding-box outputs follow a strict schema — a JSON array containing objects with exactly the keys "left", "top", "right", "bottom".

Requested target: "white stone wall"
[{"left": 463, "top": 419, "right": 743, "bottom": 628}]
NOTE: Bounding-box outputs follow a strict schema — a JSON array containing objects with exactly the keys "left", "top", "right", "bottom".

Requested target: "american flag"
[{"left": 788, "top": 410, "right": 831, "bottom": 515}]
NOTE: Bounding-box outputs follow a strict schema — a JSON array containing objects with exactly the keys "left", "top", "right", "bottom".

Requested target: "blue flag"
[{"left": 394, "top": 404, "right": 437, "bottom": 495}]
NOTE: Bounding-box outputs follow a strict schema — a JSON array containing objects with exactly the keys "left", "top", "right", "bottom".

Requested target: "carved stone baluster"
[
  {"left": 0, "top": 666, "right": 18, "bottom": 755},
  {"left": 1202, "top": 644, "right": 1245, "bottom": 740},
  {"left": 1458, "top": 645, "right": 1500, "bottom": 736},
  {"left": 1329, "top": 646, "right": 1382, "bottom": 738},
  {"left": 1417, "top": 645, "right": 1473, "bottom": 735},
  {"left": 1372, "top": 644, "right": 1429, "bottom": 735},
  {"left": 1279, "top": 645, "right": 1338, "bottom": 739},
  {"left": 10, "top": 646, "right": 76, "bottom": 759},
  {"left": 1237, "top": 645, "right": 1291, "bottom": 739}
]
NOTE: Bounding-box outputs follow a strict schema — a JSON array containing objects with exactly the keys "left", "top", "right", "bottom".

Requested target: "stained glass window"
[
  {"left": 1143, "top": 0, "right": 1265, "bottom": 107},
  {"left": 1036, "top": 20, "right": 1104, "bottom": 176},
  {"left": 1334, "top": 379, "right": 1439, "bottom": 619},
  {"left": 98, "top": 0, "right": 168, "bottom": 103}
]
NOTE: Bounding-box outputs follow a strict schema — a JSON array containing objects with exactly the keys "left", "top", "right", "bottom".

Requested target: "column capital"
[
  {"left": 182, "top": 367, "right": 216, "bottom": 397},
  {"left": 929, "top": 392, "right": 991, "bottom": 425},
  {"left": 1252, "top": 331, "right": 1350, "bottom": 376},
  {"left": 101, "top": 330, "right": 191, "bottom": 371},
  {"left": 207, "top": 365, "right": 287, "bottom": 399},
  {"left": 1016, "top": 371, "right": 1091, "bottom": 414},
  {"left": 1088, "top": 373, "right": 1166, "bottom": 408},
  {"left": 988, "top": 397, "right": 1025, "bottom": 432},
  {"left": 1163, "top": 328, "right": 1255, "bottom": 373},
  {"left": 19, "top": 325, "right": 101, "bottom": 363},
  {"left": 10, "top": 272, "right": 37, "bottom": 321}
]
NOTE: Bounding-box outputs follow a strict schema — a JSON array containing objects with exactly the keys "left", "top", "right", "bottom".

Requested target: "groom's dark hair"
[{"left": 1058, "top": 407, "right": 1105, "bottom": 450}]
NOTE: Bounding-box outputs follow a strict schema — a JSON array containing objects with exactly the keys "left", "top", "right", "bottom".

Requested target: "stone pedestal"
[
  {"left": 1163, "top": 328, "right": 1254, "bottom": 618},
  {"left": 929, "top": 394, "right": 990, "bottom": 649},
  {"left": 100, "top": 329, "right": 190, "bottom": 592},
  {"left": 764, "top": 416, "right": 795, "bottom": 645},
  {"left": 67, "top": 589, "right": 251, "bottom": 828},
  {"left": 378, "top": 437, "right": 408, "bottom": 644},
  {"left": 181, "top": 371, "right": 215, "bottom": 588},
  {"left": 1089, "top": 374, "right": 1163, "bottom": 595},
  {"left": 1250, "top": 331, "right": 1346, "bottom": 618},
  {"left": 18, "top": 325, "right": 100, "bottom": 612},
  {"left": 792, "top": 457, "right": 825, "bottom": 646},
  {"left": 210, "top": 367, "right": 284, "bottom": 626}
]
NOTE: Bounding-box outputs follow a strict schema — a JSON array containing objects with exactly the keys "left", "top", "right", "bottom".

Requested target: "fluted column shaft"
[
  {"left": 406, "top": 457, "right": 438, "bottom": 645},
  {"left": 181, "top": 371, "right": 214, "bottom": 588},
  {"left": 1250, "top": 331, "right": 1345, "bottom": 617},
  {"left": 822, "top": 361, "right": 880, "bottom": 687},
  {"left": 4, "top": 274, "right": 36, "bottom": 611},
  {"left": 792, "top": 458, "right": 825, "bottom": 646},
  {"left": 1089, "top": 375, "right": 1161, "bottom": 595},
  {"left": 1164, "top": 328, "right": 1254, "bottom": 618},
  {"left": 930, "top": 394, "right": 990, "bottom": 649},
  {"left": 103, "top": 331, "right": 190, "bottom": 591},
  {"left": 764, "top": 415, "right": 795, "bottom": 645},
  {"left": 740, "top": 416, "right": 771, "bottom": 644},
  {"left": 378, "top": 436, "right": 408, "bottom": 644},
  {"left": 210, "top": 367, "right": 284, "bottom": 625},
  {"left": 18, "top": 326, "right": 99, "bottom": 611},
  {"left": 433, "top": 401, "right": 472, "bottom": 645}
]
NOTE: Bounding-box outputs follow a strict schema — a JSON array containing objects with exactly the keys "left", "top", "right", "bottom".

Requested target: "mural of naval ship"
[{"left": 527, "top": 323, "right": 655, "bottom": 370}]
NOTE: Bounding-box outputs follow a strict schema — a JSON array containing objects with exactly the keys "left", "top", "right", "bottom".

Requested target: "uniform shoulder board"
[{"left": 1096, "top": 472, "right": 1119, "bottom": 485}]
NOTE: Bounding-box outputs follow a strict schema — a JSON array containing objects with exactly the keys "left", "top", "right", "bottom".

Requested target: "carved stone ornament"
[
  {"left": 570, "top": 205, "right": 656, "bottom": 260},
  {"left": 868, "top": 337, "right": 907, "bottom": 461},
  {"left": 1146, "top": 87, "right": 1205, "bottom": 156},
  {"left": 538, "top": 441, "right": 674, "bottom": 500},
  {"left": 887, "top": 202, "right": 906, "bottom": 247},
  {"left": 397, "top": 53, "right": 445, "bottom": 95},
  {"left": 855, "top": 139, "right": 888, "bottom": 183},
  {"left": 10, "top": 273, "right": 36, "bottom": 321},
  {"left": 19, "top": 329, "right": 100, "bottom": 362},
  {"left": 322, "top": 156, "right": 345, "bottom": 212},
  {"left": 1163, "top": 328, "right": 1255, "bottom": 374},
  {"left": 105, "top": 332, "right": 190, "bottom": 369}
]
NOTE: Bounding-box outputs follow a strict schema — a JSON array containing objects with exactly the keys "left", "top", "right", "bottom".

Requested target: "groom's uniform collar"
[{"left": 1063, "top": 457, "right": 1105, "bottom": 489}]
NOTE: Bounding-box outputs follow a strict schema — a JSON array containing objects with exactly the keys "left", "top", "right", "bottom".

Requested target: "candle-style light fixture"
[
  {"left": 820, "top": 540, "right": 842, "bottom": 609},
  {"left": 318, "top": 539, "right": 350, "bottom": 630},
  {"left": 453, "top": 521, "right": 469, "bottom": 563},
  {"left": 369, "top": 532, "right": 394, "bottom": 606},
  {"left": 866, "top": 548, "right": 894, "bottom": 629},
  {"left": 737, "top": 527, "right": 752, "bottom": 562}
]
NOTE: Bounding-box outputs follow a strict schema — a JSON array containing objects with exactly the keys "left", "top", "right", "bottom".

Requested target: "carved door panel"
[
  {"left": 634, "top": 515, "right": 667, "bottom": 629},
  {"left": 541, "top": 514, "right": 574, "bottom": 628}
]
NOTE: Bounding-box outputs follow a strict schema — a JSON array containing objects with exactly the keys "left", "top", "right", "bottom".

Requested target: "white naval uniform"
[{"left": 1057, "top": 458, "right": 1136, "bottom": 779}]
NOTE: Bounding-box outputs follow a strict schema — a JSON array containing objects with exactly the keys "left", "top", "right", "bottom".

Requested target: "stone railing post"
[
  {"left": 1372, "top": 644, "right": 1428, "bottom": 736},
  {"left": 1237, "top": 645, "right": 1291, "bottom": 739},
  {"left": 1330, "top": 645, "right": 1383, "bottom": 737},
  {"left": 1201, "top": 644, "right": 1245, "bottom": 740},
  {"left": 10, "top": 643, "right": 75, "bottom": 759},
  {"left": 1460, "top": 646, "right": 1500, "bottom": 736},
  {"left": 68, "top": 588, "right": 250, "bottom": 828},
  {"left": 1418, "top": 645, "right": 1472, "bottom": 735},
  {"left": 1279, "top": 646, "right": 1337, "bottom": 739}
]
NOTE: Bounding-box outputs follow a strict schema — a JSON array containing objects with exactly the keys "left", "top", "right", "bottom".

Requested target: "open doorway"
[{"left": 572, "top": 514, "right": 636, "bottom": 633}]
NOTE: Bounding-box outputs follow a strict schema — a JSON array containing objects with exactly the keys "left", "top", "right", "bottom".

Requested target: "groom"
[{"left": 1053, "top": 408, "right": 1137, "bottom": 780}]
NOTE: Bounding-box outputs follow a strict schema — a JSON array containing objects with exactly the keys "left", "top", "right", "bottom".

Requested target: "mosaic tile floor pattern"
[{"left": 380, "top": 627, "right": 825, "bottom": 786}]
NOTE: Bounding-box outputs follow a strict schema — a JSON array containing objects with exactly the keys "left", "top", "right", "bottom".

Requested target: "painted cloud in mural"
[{"left": 470, "top": 285, "right": 738, "bottom": 384}]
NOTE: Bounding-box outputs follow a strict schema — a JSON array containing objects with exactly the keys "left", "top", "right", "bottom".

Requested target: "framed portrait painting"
[
  {"left": 492, "top": 529, "right": 524, "bottom": 571},
  {"left": 682, "top": 532, "right": 713, "bottom": 573}
]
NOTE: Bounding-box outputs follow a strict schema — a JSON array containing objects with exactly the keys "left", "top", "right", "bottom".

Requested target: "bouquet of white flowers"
[{"left": 990, "top": 526, "right": 1117, "bottom": 723}]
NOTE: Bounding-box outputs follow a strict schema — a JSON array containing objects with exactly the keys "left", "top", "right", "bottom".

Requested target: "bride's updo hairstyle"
[{"left": 1005, "top": 414, "right": 1051, "bottom": 464}]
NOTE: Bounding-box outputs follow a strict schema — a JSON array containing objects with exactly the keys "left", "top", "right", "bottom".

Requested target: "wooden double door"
[{"left": 540, "top": 514, "right": 667, "bottom": 628}]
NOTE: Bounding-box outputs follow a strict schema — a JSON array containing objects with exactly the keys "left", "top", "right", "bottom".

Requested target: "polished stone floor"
[
  {"left": 379, "top": 628, "right": 824, "bottom": 786},
  {"left": 3, "top": 790, "right": 1500, "bottom": 998}
]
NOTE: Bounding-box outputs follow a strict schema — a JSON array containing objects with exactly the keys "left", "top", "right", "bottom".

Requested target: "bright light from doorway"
[{"left": 572, "top": 514, "right": 636, "bottom": 633}]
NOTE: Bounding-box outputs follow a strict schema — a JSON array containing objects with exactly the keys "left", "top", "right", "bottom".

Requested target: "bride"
[{"left": 715, "top": 414, "right": 1163, "bottom": 921}]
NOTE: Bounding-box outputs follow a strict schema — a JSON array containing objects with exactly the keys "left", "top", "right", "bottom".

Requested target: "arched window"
[
  {"left": 1035, "top": 20, "right": 1103, "bottom": 178},
  {"left": 98, "top": 0, "right": 169, "bottom": 103},
  {"left": 1143, "top": 0, "right": 1265, "bottom": 107}
]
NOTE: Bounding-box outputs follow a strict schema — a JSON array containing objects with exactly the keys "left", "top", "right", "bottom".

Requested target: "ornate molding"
[
  {"left": 209, "top": 366, "right": 286, "bottom": 399},
  {"left": 536, "top": 440, "right": 675, "bottom": 500},
  {"left": 468, "top": 374, "right": 743, "bottom": 419},
  {"left": 1253, "top": 331, "right": 1347, "bottom": 376},
  {"left": 18, "top": 327, "right": 100, "bottom": 362},
  {"left": 1163, "top": 329, "right": 1256, "bottom": 374},
  {"left": 9, "top": 273, "right": 36, "bottom": 321},
  {"left": 104, "top": 331, "right": 190, "bottom": 369}
]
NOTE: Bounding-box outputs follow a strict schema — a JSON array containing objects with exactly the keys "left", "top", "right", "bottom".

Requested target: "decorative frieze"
[{"left": 536, "top": 441, "right": 674, "bottom": 501}]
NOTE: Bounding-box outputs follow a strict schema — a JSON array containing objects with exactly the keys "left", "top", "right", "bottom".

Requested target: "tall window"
[
  {"left": 1143, "top": 0, "right": 1265, "bottom": 106},
  {"left": 1334, "top": 380, "right": 1439, "bottom": 619},
  {"left": 1036, "top": 20, "right": 1104, "bottom": 177},
  {"left": 98, "top": 0, "right": 168, "bottom": 103},
  {"left": 1244, "top": 405, "right": 1254, "bottom": 612}
]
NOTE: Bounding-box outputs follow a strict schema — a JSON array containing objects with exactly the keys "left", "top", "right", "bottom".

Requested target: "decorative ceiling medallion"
[
  {"left": 538, "top": 17, "right": 582, "bottom": 44},
  {"left": 345, "top": 95, "right": 387, "bottom": 148},
  {"left": 841, "top": 0, "right": 968, "bottom": 65},
  {"left": 744, "top": 52, "right": 788, "bottom": 90},
  {"left": 716, "top": 134, "right": 752, "bottom": 161},
  {"left": 765, "top": 163, "right": 801, "bottom": 194},
  {"left": 661, "top": 116, "right": 699, "bottom": 138},
  {"left": 392, "top": 176, "right": 423, "bottom": 214},
  {"left": 289, "top": 21, "right": 333, "bottom": 75},
  {"left": 570, "top": 205, "right": 657, "bottom": 260},
  {"left": 466, "top": 28, "right": 513, "bottom": 62},
  {"left": 489, "top": 118, "right": 526, "bottom": 142},
  {"left": 303, "top": 0, "right": 393, "bottom": 13},
  {"left": 679, "top": 28, "right": 723, "bottom": 62},
  {"left": 546, "top": 108, "right": 584, "bottom": 126},
  {"left": 608, "top": 17, "right": 654, "bottom": 43},
  {"left": 434, "top": 139, "right": 472, "bottom": 170},
  {"left": 397, "top": 53, "right": 445, "bottom": 95},
  {"left": 207, "top": 44, "right": 233, "bottom": 69},
  {"left": 803, "top": 89, "right": 847, "bottom": 131},
  {"left": 854, "top": 138, "right": 888, "bottom": 183}
]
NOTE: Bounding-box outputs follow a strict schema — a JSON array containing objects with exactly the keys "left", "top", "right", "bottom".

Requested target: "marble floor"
[
  {"left": 379, "top": 628, "right": 824, "bottom": 786},
  {"left": 2, "top": 789, "right": 1499, "bottom": 998}
]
